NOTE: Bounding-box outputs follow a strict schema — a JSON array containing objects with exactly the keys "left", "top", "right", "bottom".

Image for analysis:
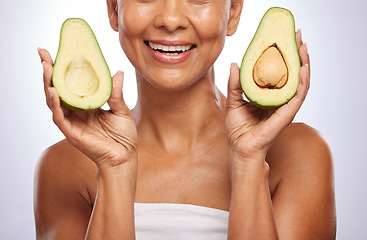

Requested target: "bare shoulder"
[
  {"left": 267, "top": 123, "right": 336, "bottom": 239},
  {"left": 267, "top": 122, "right": 334, "bottom": 194},
  {"left": 37, "top": 139, "right": 86, "bottom": 167},
  {"left": 34, "top": 139, "right": 97, "bottom": 239},
  {"left": 268, "top": 122, "right": 332, "bottom": 171},
  {"left": 35, "top": 139, "right": 97, "bottom": 190}
]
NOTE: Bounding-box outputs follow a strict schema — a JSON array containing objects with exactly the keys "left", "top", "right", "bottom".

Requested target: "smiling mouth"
[{"left": 144, "top": 41, "right": 196, "bottom": 55}]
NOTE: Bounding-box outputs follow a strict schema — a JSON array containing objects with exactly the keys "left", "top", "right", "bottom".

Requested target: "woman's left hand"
[{"left": 226, "top": 30, "right": 310, "bottom": 163}]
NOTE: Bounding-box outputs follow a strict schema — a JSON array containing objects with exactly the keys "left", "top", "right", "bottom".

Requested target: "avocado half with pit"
[
  {"left": 240, "top": 7, "right": 300, "bottom": 109},
  {"left": 52, "top": 18, "right": 112, "bottom": 111}
]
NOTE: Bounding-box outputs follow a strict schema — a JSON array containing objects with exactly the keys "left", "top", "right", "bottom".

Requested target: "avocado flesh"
[
  {"left": 52, "top": 18, "right": 112, "bottom": 111},
  {"left": 240, "top": 7, "right": 300, "bottom": 109}
]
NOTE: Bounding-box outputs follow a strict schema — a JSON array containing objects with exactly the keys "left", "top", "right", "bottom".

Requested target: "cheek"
[
  {"left": 117, "top": 4, "right": 153, "bottom": 66},
  {"left": 192, "top": 7, "right": 229, "bottom": 67},
  {"left": 193, "top": 6, "right": 229, "bottom": 45},
  {"left": 118, "top": 5, "right": 149, "bottom": 40}
]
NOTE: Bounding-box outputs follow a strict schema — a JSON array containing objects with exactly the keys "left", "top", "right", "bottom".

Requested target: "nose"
[{"left": 154, "top": 0, "right": 190, "bottom": 32}]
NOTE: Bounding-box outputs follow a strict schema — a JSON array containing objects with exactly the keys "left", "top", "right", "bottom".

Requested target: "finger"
[
  {"left": 296, "top": 30, "right": 310, "bottom": 76},
  {"left": 299, "top": 44, "right": 310, "bottom": 73},
  {"left": 49, "top": 87, "right": 73, "bottom": 137},
  {"left": 227, "top": 63, "right": 246, "bottom": 110},
  {"left": 289, "top": 63, "right": 309, "bottom": 109},
  {"left": 284, "top": 41, "right": 311, "bottom": 113},
  {"left": 38, "top": 48, "right": 54, "bottom": 109},
  {"left": 296, "top": 29, "right": 303, "bottom": 50},
  {"left": 38, "top": 48, "right": 53, "bottom": 66},
  {"left": 108, "top": 71, "right": 130, "bottom": 116},
  {"left": 299, "top": 43, "right": 311, "bottom": 88},
  {"left": 42, "top": 61, "right": 53, "bottom": 108}
]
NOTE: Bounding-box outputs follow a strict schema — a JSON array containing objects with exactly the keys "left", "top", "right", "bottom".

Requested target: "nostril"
[{"left": 153, "top": 4, "right": 190, "bottom": 32}]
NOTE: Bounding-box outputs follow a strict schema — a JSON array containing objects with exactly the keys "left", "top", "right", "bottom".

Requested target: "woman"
[{"left": 35, "top": 0, "right": 336, "bottom": 239}]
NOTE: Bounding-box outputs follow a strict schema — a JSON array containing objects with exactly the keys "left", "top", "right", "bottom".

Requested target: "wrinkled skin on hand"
[
  {"left": 39, "top": 49, "right": 137, "bottom": 170},
  {"left": 226, "top": 30, "right": 310, "bottom": 162}
]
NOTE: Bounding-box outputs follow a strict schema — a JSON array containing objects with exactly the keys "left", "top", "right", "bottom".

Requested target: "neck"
[{"left": 132, "top": 67, "right": 227, "bottom": 153}]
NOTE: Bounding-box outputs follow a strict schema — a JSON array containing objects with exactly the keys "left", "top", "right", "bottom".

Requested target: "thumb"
[
  {"left": 226, "top": 63, "right": 246, "bottom": 110},
  {"left": 108, "top": 71, "right": 130, "bottom": 116}
]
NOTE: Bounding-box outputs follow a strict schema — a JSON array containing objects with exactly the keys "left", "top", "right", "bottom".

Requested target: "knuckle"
[
  {"left": 68, "top": 134, "right": 82, "bottom": 146},
  {"left": 51, "top": 114, "right": 58, "bottom": 125}
]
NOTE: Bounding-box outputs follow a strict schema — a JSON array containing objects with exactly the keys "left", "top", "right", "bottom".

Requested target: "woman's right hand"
[{"left": 38, "top": 48, "right": 137, "bottom": 171}]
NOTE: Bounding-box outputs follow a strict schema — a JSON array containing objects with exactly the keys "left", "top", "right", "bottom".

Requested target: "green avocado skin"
[
  {"left": 240, "top": 7, "right": 300, "bottom": 109},
  {"left": 59, "top": 99, "right": 90, "bottom": 112},
  {"left": 52, "top": 18, "right": 112, "bottom": 111},
  {"left": 251, "top": 99, "right": 284, "bottom": 110}
]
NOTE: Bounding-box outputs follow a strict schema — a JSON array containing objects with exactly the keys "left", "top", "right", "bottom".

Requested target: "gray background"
[{"left": 1, "top": 0, "right": 366, "bottom": 239}]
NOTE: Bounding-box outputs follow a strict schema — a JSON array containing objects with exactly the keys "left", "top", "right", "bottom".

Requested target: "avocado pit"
[{"left": 253, "top": 44, "right": 288, "bottom": 89}]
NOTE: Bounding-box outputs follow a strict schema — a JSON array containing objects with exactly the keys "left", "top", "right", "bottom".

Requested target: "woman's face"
[{"left": 109, "top": 0, "right": 241, "bottom": 91}]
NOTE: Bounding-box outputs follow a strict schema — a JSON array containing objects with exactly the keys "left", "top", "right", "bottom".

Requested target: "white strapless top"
[{"left": 134, "top": 203, "right": 229, "bottom": 240}]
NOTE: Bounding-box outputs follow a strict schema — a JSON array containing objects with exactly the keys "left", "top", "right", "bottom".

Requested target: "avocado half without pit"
[
  {"left": 52, "top": 18, "right": 112, "bottom": 111},
  {"left": 240, "top": 7, "right": 300, "bottom": 109}
]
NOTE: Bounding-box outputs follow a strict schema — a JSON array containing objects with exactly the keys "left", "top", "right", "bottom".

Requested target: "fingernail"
[
  {"left": 230, "top": 62, "right": 238, "bottom": 68},
  {"left": 37, "top": 47, "right": 42, "bottom": 56},
  {"left": 41, "top": 61, "right": 46, "bottom": 66},
  {"left": 117, "top": 70, "right": 123, "bottom": 74}
]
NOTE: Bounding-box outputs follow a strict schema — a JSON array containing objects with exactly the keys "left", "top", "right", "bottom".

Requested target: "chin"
[{"left": 138, "top": 68, "right": 206, "bottom": 93}]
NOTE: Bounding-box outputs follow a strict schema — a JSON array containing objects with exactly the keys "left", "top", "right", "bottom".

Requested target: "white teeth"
[
  {"left": 162, "top": 45, "right": 170, "bottom": 51},
  {"left": 148, "top": 41, "right": 193, "bottom": 53}
]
